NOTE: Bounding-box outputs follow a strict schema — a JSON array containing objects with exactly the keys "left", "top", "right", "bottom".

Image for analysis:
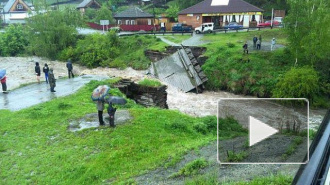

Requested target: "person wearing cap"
[
  {"left": 48, "top": 68, "right": 56, "bottom": 92},
  {"left": 66, "top": 59, "right": 74, "bottom": 79},
  {"left": 271, "top": 38, "right": 276, "bottom": 51}
]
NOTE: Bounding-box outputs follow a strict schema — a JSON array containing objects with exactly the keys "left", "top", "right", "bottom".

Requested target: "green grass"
[
  {"left": 201, "top": 29, "right": 292, "bottom": 97},
  {"left": 223, "top": 173, "right": 293, "bottom": 185},
  {"left": 0, "top": 79, "right": 246, "bottom": 184},
  {"left": 163, "top": 35, "right": 192, "bottom": 44},
  {"left": 138, "top": 79, "right": 162, "bottom": 87},
  {"left": 114, "top": 35, "right": 167, "bottom": 69},
  {"left": 185, "top": 172, "right": 293, "bottom": 185},
  {"left": 203, "top": 29, "right": 289, "bottom": 46},
  {"left": 226, "top": 150, "right": 248, "bottom": 162}
]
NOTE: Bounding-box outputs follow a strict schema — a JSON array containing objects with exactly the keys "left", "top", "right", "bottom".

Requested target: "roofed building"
[
  {"left": 1, "top": 0, "right": 32, "bottom": 24},
  {"left": 178, "top": 0, "right": 264, "bottom": 28},
  {"left": 114, "top": 6, "right": 154, "bottom": 26},
  {"left": 77, "top": 0, "right": 101, "bottom": 13}
]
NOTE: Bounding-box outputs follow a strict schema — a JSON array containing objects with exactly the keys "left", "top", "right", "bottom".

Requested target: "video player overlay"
[{"left": 217, "top": 98, "right": 308, "bottom": 164}]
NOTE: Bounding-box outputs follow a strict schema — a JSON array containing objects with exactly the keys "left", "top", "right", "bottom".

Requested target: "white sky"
[{"left": 211, "top": 0, "right": 230, "bottom": 6}]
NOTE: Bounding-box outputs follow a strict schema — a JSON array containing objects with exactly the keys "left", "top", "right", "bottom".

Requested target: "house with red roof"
[{"left": 178, "top": 0, "right": 264, "bottom": 28}]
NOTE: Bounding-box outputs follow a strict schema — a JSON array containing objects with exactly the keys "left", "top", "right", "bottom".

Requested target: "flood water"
[{"left": 0, "top": 75, "right": 108, "bottom": 111}]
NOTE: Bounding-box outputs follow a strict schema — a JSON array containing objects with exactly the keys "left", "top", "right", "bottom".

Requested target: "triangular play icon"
[{"left": 249, "top": 116, "right": 278, "bottom": 147}]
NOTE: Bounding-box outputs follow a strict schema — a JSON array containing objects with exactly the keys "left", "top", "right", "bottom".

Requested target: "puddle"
[{"left": 68, "top": 110, "right": 132, "bottom": 132}]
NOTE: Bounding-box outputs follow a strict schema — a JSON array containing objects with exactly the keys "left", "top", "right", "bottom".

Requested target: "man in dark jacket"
[
  {"left": 43, "top": 63, "right": 49, "bottom": 83},
  {"left": 253, "top": 35, "right": 258, "bottom": 48},
  {"left": 66, "top": 59, "right": 74, "bottom": 79},
  {"left": 48, "top": 68, "right": 56, "bottom": 92},
  {"left": 35, "top": 62, "right": 41, "bottom": 83},
  {"left": 107, "top": 102, "right": 117, "bottom": 127}
]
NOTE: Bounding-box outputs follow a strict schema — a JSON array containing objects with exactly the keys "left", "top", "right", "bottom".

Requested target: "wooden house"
[
  {"left": 77, "top": 0, "right": 101, "bottom": 14},
  {"left": 1, "top": 0, "right": 32, "bottom": 24}
]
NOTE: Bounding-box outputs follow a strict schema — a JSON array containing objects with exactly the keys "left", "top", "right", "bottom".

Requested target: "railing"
[
  {"left": 119, "top": 31, "right": 193, "bottom": 37},
  {"left": 292, "top": 109, "right": 330, "bottom": 185}
]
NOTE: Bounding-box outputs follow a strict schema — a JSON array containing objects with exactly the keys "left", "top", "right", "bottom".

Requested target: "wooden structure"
[
  {"left": 114, "top": 6, "right": 154, "bottom": 26},
  {"left": 150, "top": 46, "right": 207, "bottom": 93},
  {"left": 76, "top": 0, "right": 101, "bottom": 13},
  {"left": 1, "top": 0, "right": 31, "bottom": 24}
]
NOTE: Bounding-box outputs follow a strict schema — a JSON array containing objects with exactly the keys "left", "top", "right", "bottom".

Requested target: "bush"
[
  {"left": 272, "top": 66, "right": 320, "bottom": 103},
  {"left": 226, "top": 42, "right": 235, "bottom": 48},
  {"left": 0, "top": 24, "right": 29, "bottom": 56},
  {"left": 226, "top": 150, "right": 247, "bottom": 162},
  {"left": 200, "top": 116, "right": 217, "bottom": 132},
  {"left": 75, "top": 32, "right": 120, "bottom": 68},
  {"left": 193, "top": 122, "right": 208, "bottom": 135},
  {"left": 172, "top": 158, "right": 208, "bottom": 177}
]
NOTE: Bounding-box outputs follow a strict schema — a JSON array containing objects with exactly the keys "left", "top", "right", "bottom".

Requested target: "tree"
[
  {"left": 94, "top": 4, "right": 115, "bottom": 24},
  {"left": 26, "top": 7, "right": 84, "bottom": 59},
  {"left": 165, "top": 5, "right": 179, "bottom": 21},
  {"left": 0, "top": 24, "right": 29, "bottom": 56},
  {"left": 285, "top": 0, "right": 330, "bottom": 67},
  {"left": 272, "top": 66, "right": 320, "bottom": 103}
]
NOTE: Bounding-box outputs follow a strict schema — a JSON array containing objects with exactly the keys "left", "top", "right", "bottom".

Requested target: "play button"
[{"left": 249, "top": 116, "right": 278, "bottom": 147}]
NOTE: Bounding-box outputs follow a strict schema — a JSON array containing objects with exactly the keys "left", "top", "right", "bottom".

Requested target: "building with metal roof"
[
  {"left": 178, "top": 0, "right": 264, "bottom": 28},
  {"left": 114, "top": 6, "right": 154, "bottom": 26},
  {"left": 77, "top": 0, "right": 101, "bottom": 13}
]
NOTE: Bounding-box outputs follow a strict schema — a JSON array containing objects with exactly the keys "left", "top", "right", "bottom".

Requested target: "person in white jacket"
[{"left": 271, "top": 38, "right": 276, "bottom": 51}]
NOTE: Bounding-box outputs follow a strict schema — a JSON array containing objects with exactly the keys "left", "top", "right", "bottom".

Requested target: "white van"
[{"left": 195, "top": 22, "right": 214, "bottom": 34}]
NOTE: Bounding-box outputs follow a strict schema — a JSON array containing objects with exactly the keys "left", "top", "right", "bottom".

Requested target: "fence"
[{"left": 87, "top": 22, "right": 160, "bottom": 32}]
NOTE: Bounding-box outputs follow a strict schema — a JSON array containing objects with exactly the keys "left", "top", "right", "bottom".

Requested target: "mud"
[{"left": 68, "top": 110, "right": 132, "bottom": 132}]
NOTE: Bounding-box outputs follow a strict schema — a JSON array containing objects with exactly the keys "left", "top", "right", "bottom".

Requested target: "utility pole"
[
  {"left": 153, "top": 1, "right": 156, "bottom": 32},
  {"left": 271, "top": 8, "right": 274, "bottom": 28}
]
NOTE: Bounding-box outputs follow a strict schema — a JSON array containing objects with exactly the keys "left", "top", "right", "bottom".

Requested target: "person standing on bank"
[
  {"left": 271, "top": 38, "right": 276, "bottom": 51},
  {"left": 66, "top": 59, "right": 74, "bottom": 79},
  {"left": 253, "top": 35, "right": 258, "bottom": 48},
  {"left": 48, "top": 68, "right": 56, "bottom": 92},
  {"left": 1, "top": 75, "right": 7, "bottom": 93},
  {"left": 107, "top": 102, "right": 117, "bottom": 127},
  {"left": 243, "top": 42, "right": 248, "bottom": 54},
  {"left": 35, "top": 62, "right": 41, "bottom": 83},
  {"left": 43, "top": 63, "right": 49, "bottom": 83},
  {"left": 256, "top": 39, "right": 261, "bottom": 50},
  {"left": 97, "top": 99, "right": 105, "bottom": 126}
]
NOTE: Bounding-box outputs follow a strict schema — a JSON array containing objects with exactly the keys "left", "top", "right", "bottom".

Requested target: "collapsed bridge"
[{"left": 149, "top": 45, "right": 208, "bottom": 93}]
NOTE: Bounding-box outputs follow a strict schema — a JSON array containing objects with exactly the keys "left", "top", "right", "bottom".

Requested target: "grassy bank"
[
  {"left": 201, "top": 29, "right": 292, "bottom": 97},
  {"left": 0, "top": 80, "right": 246, "bottom": 184}
]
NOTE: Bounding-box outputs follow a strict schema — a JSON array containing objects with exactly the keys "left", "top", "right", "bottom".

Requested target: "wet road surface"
[{"left": 0, "top": 75, "right": 108, "bottom": 111}]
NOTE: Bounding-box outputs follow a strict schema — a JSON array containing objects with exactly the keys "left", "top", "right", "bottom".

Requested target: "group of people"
[
  {"left": 97, "top": 100, "right": 117, "bottom": 127},
  {"left": 34, "top": 59, "right": 74, "bottom": 92},
  {"left": 243, "top": 35, "right": 277, "bottom": 54},
  {"left": 253, "top": 35, "right": 262, "bottom": 50}
]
